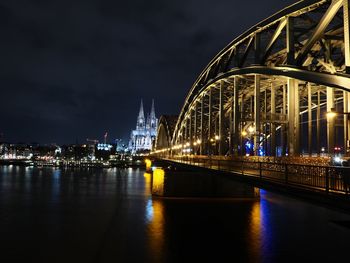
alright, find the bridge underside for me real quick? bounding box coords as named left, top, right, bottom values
left=171, top=72, right=350, bottom=157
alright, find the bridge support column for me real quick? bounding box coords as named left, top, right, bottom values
left=270, top=83, right=276, bottom=156
left=218, top=80, right=224, bottom=155
left=184, top=119, right=188, bottom=145
left=254, top=75, right=261, bottom=156
left=316, top=90, right=321, bottom=156
left=308, top=83, right=313, bottom=156
left=200, top=95, right=204, bottom=155
left=194, top=101, right=198, bottom=154
left=240, top=94, right=245, bottom=156
left=281, top=85, right=287, bottom=156
left=287, top=78, right=299, bottom=156
left=208, top=87, right=212, bottom=155
left=344, top=91, right=350, bottom=154
left=233, top=77, right=239, bottom=156
left=229, top=86, right=234, bottom=156
left=327, top=87, right=335, bottom=155
left=344, top=0, right=350, bottom=74
left=189, top=109, right=192, bottom=150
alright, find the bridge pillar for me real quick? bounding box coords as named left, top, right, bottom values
left=183, top=120, right=186, bottom=146
left=200, top=95, right=204, bottom=155
left=307, top=83, right=313, bottom=156
left=194, top=101, right=198, bottom=154
left=229, top=85, right=234, bottom=156
left=317, top=90, right=321, bottom=156
left=232, top=76, right=239, bottom=156
left=270, top=83, right=276, bottom=156
left=344, top=91, right=350, bottom=154
left=189, top=109, right=192, bottom=148
left=327, top=87, right=335, bottom=155
left=184, top=118, right=188, bottom=146
left=281, top=85, right=287, bottom=156
left=208, top=87, right=212, bottom=155
left=343, top=0, right=350, bottom=150
left=254, top=75, right=261, bottom=156
left=218, top=80, right=224, bottom=155
left=344, top=0, right=350, bottom=74
left=287, top=78, right=299, bottom=156
left=348, top=92, right=350, bottom=153
left=240, top=94, right=245, bottom=156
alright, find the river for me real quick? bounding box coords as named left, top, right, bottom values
left=0, top=166, right=349, bottom=262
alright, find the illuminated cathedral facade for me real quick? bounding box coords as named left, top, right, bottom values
left=129, top=99, right=158, bottom=154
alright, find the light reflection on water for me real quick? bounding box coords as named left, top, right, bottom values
left=0, top=165, right=350, bottom=262
left=146, top=198, right=165, bottom=262
left=248, top=189, right=274, bottom=262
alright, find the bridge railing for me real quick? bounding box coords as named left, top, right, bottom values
left=166, top=156, right=350, bottom=195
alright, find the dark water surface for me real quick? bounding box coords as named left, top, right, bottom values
left=1, top=166, right=349, bottom=263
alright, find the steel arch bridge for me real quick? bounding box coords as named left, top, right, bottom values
left=156, top=0, right=350, bottom=158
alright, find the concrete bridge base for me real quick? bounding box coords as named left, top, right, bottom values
left=149, top=160, right=259, bottom=199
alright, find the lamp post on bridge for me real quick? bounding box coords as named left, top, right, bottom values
left=214, top=135, right=220, bottom=155
left=193, top=139, right=201, bottom=155
left=326, top=107, right=350, bottom=154
left=326, top=107, right=350, bottom=117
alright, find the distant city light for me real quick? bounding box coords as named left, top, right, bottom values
left=97, top=143, right=113, bottom=151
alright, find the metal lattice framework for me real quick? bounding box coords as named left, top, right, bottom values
left=159, top=0, right=350, bottom=157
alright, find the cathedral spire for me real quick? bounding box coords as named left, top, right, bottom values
left=138, top=99, right=145, bottom=119
left=136, top=99, right=145, bottom=130
left=150, top=99, right=155, bottom=118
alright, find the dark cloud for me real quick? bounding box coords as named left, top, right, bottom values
left=0, top=0, right=296, bottom=144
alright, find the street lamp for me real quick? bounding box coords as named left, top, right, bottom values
left=326, top=107, right=350, bottom=155
left=327, top=107, right=350, bottom=118
left=326, top=107, right=337, bottom=119
left=248, top=125, right=255, bottom=133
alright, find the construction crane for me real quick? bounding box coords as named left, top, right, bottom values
left=86, top=138, right=99, bottom=144
left=104, top=132, right=108, bottom=144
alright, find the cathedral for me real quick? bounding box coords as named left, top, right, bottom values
left=129, top=99, right=158, bottom=154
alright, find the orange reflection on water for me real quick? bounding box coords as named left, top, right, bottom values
left=145, top=159, right=152, bottom=171
left=146, top=198, right=165, bottom=262
left=249, top=201, right=263, bottom=261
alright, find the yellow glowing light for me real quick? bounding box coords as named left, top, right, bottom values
left=196, top=139, right=201, bottom=144
left=148, top=199, right=165, bottom=262
left=152, top=168, right=165, bottom=196
left=193, top=142, right=197, bottom=146
left=144, top=172, right=152, bottom=186
left=326, top=111, right=337, bottom=119
left=186, top=142, right=190, bottom=147
left=215, top=135, right=220, bottom=140
left=241, top=131, right=248, bottom=136
left=248, top=126, right=255, bottom=133
left=210, top=138, right=214, bottom=142
left=145, top=159, right=152, bottom=170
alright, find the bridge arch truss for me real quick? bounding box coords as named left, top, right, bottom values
left=169, top=0, right=350, bottom=157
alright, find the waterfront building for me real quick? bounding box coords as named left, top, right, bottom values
left=129, top=99, right=158, bottom=154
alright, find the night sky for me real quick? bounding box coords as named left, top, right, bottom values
left=0, top=0, right=296, bottom=144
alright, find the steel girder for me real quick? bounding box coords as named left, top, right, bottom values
left=170, top=0, right=350, bottom=156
